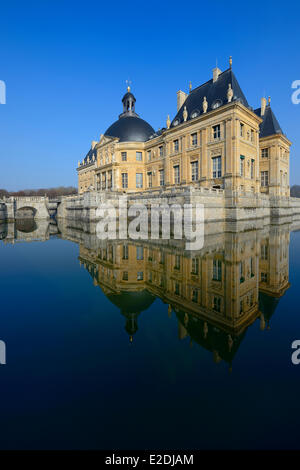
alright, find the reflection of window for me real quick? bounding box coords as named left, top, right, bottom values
left=175, top=282, right=180, bottom=295
left=261, top=272, right=268, bottom=282
left=212, top=156, right=221, bottom=178
left=261, top=244, right=268, bottom=260
left=191, top=161, right=199, bottom=181
left=122, top=271, right=128, bottom=281
left=122, top=173, right=128, bottom=189
left=192, top=289, right=198, bottom=303
left=213, top=296, right=221, bottom=312
left=174, top=255, right=181, bottom=270
left=136, top=246, right=144, bottom=260
left=191, top=258, right=199, bottom=275
left=122, top=245, right=128, bottom=260
left=136, top=173, right=143, bottom=188
left=213, top=259, right=222, bottom=281
left=251, top=159, right=255, bottom=179
left=261, top=171, right=269, bottom=187
left=137, top=271, right=144, bottom=281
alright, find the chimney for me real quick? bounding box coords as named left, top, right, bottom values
left=213, top=67, right=222, bottom=83
left=261, top=97, right=267, bottom=116
left=177, top=90, right=187, bottom=111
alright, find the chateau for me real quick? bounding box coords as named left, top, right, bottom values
left=77, top=58, right=291, bottom=198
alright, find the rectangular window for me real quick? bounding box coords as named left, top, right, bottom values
left=240, top=156, right=244, bottom=176
left=136, top=173, right=143, bottom=188
left=191, top=161, right=199, bottom=181
left=213, top=259, right=222, bottom=281
left=251, top=159, right=255, bottom=179
left=136, top=151, right=142, bottom=161
left=147, top=150, right=151, bottom=161
left=261, top=171, right=269, bottom=187
left=212, top=156, right=222, bottom=178
left=261, top=148, right=269, bottom=158
left=159, top=146, right=163, bottom=157
left=174, top=139, right=179, bottom=152
left=136, top=246, right=144, bottom=260
left=137, top=271, right=144, bottom=281
left=261, top=244, right=268, bottom=260
left=159, top=169, right=165, bottom=186
left=147, top=172, right=152, bottom=188
left=174, top=165, right=180, bottom=184
left=213, top=125, right=221, bottom=139
left=240, top=123, right=244, bottom=137
left=175, top=282, right=180, bottom=295
left=122, top=271, right=128, bottom=281
left=121, top=152, right=127, bottom=161
left=251, top=129, right=254, bottom=142
left=191, top=133, right=197, bottom=146
left=122, top=173, right=128, bottom=189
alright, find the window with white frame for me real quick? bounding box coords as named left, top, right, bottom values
left=122, top=172, right=128, bottom=189
left=240, top=156, right=245, bottom=176
left=213, top=259, right=222, bottom=281
left=174, top=165, right=180, bottom=184
left=212, top=156, right=221, bottom=178
left=147, top=172, right=152, bottom=188
left=159, top=146, right=163, bottom=157
left=136, top=151, right=142, bottom=161
left=136, top=246, right=144, bottom=260
left=191, top=161, right=199, bottom=181
left=121, top=152, right=127, bottom=161
left=261, top=171, right=269, bottom=187
left=159, top=169, right=165, bottom=186
left=173, top=139, right=179, bottom=152
left=136, top=173, right=143, bottom=188
left=261, top=148, right=269, bottom=158
left=251, top=159, right=255, bottom=179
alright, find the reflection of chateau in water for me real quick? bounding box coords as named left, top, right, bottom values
left=75, top=223, right=290, bottom=368
left=0, top=218, right=292, bottom=369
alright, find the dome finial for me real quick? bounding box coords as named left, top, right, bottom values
left=126, top=79, right=132, bottom=93
left=229, top=56, right=232, bottom=68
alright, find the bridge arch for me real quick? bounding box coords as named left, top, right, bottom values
left=15, top=206, right=37, bottom=219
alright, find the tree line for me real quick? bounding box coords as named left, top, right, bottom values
left=0, top=186, right=77, bottom=198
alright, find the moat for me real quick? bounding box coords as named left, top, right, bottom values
left=0, top=218, right=300, bottom=449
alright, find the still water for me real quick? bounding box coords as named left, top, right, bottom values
left=0, top=218, right=300, bottom=449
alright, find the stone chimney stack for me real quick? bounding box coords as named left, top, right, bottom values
left=177, top=90, right=187, bottom=111
left=261, top=97, right=267, bottom=116
left=213, top=67, right=222, bottom=83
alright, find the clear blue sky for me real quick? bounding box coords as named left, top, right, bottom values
left=0, top=0, right=299, bottom=190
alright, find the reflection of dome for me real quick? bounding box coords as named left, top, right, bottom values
left=108, top=290, right=155, bottom=342
left=104, top=88, right=155, bottom=142
left=107, top=290, right=155, bottom=314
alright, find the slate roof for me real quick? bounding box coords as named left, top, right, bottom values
left=171, top=68, right=249, bottom=128
left=254, top=105, right=283, bottom=138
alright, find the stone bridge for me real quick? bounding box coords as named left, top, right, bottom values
left=0, top=196, right=50, bottom=221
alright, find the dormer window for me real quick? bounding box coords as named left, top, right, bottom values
left=212, top=99, right=222, bottom=109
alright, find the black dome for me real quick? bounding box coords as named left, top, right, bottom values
left=104, top=116, right=155, bottom=142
